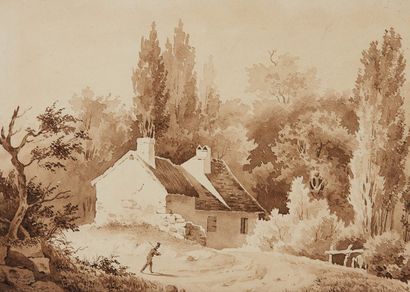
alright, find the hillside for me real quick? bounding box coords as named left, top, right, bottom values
left=64, top=224, right=410, bottom=292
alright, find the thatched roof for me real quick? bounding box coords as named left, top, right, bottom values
left=149, top=157, right=199, bottom=197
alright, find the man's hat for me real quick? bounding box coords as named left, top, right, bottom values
left=156, top=242, right=161, bottom=246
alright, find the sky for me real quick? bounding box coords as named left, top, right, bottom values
left=1, top=0, right=410, bottom=124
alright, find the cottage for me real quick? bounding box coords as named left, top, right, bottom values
left=91, top=137, right=265, bottom=249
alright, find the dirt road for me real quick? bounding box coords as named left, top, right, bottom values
left=63, top=224, right=381, bottom=292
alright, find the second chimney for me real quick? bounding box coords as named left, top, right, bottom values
left=196, top=145, right=211, bottom=174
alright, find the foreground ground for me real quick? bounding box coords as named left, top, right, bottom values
left=64, top=224, right=410, bottom=292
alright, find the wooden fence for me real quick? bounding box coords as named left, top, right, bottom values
left=325, top=244, right=366, bottom=268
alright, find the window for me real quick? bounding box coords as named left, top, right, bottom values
left=207, top=216, right=217, bottom=232
left=240, top=218, right=248, bottom=234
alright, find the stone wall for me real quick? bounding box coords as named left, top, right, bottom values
left=185, top=222, right=206, bottom=246
left=156, top=213, right=206, bottom=246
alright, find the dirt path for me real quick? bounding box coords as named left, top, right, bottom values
left=63, top=225, right=362, bottom=292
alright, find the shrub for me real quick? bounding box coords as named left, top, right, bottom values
left=78, top=255, right=132, bottom=276
left=246, top=177, right=343, bottom=260
left=246, top=209, right=291, bottom=251
left=332, top=224, right=366, bottom=250
left=363, top=231, right=405, bottom=279
left=290, top=213, right=342, bottom=260
left=400, top=258, right=410, bottom=283
left=307, top=270, right=410, bottom=292
left=45, top=238, right=165, bottom=292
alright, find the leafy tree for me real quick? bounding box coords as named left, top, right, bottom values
left=69, top=87, right=138, bottom=179
left=199, top=88, right=221, bottom=135
left=163, top=19, right=200, bottom=131
left=23, top=180, right=79, bottom=239
left=199, top=55, right=217, bottom=107
left=349, top=102, right=385, bottom=235
left=0, top=104, right=87, bottom=239
left=273, top=110, right=355, bottom=222
left=349, top=28, right=408, bottom=236
left=245, top=91, right=356, bottom=217
left=132, top=22, right=170, bottom=139
left=246, top=51, right=319, bottom=104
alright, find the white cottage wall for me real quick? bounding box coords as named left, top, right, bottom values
left=94, top=152, right=168, bottom=225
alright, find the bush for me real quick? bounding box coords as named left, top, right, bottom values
left=77, top=255, right=132, bottom=276
left=45, top=239, right=166, bottom=292
left=246, top=209, right=291, bottom=251
left=363, top=231, right=405, bottom=279
left=332, top=224, right=366, bottom=250
left=290, top=213, right=342, bottom=260
left=246, top=177, right=343, bottom=260
left=307, top=270, right=410, bottom=292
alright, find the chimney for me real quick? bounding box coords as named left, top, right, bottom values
left=137, top=137, right=156, bottom=168
left=196, top=145, right=211, bottom=174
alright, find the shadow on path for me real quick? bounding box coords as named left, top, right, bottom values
left=142, top=272, right=179, bottom=278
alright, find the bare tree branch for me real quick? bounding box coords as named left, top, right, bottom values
left=17, top=128, right=45, bottom=150
left=7, top=107, right=20, bottom=143
left=16, top=106, right=32, bottom=119
left=29, top=190, right=71, bottom=207
left=0, top=126, right=5, bottom=141
left=269, top=49, right=278, bottom=66
left=22, top=157, right=38, bottom=168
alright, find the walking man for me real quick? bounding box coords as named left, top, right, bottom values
left=140, top=242, right=161, bottom=273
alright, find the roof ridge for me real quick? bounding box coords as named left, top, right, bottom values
left=181, top=157, right=231, bottom=209
left=91, top=150, right=136, bottom=185
left=218, top=159, right=266, bottom=213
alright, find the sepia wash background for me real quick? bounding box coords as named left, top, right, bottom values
left=1, top=0, right=410, bottom=115
left=2, top=0, right=410, bottom=291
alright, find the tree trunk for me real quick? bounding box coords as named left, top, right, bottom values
left=7, top=198, right=28, bottom=239
left=7, top=154, right=29, bottom=240
left=390, top=204, right=395, bottom=231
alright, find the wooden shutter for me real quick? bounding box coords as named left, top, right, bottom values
left=240, top=218, right=248, bottom=234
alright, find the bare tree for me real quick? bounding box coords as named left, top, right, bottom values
left=268, top=49, right=278, bottom=66
left=0, top=103, right=87, bottom=240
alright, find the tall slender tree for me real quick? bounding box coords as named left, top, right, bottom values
left=163, top=19, right=199, bottom=131
left=132, top=22, right=170, bottom=139
left=349, top=28, right=408, bottom=236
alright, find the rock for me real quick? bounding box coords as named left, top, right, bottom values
left=30, top=258, right=50, bottom=274
left=186, top=255, right=197, bottom=262
left=6, top=249, right=34, bottom=270
left=0, top=266, right=35, bottom=286
left=0, top=246, right=7, bottom=265
left=0, top=266, right=6, bottom=282
left=173, top=233, right=184, bottom=240
left=169, top=226, right=178, bottom=233
left=31, top=281, right=64, bottom=292
left=9, top=242, right=43, bottom=258
left=185, top=222, right=206, bottom=246
left=174, top=214, right=183, bottom=220
left=175, top=218, right=185, bottom=223
left=6, top=249, right=50, bottom=277
left=165, top=284, right=178, bottom=292
left=176, top=226, right=186, bottom=234
left=0, top=282, right=15, bottom=292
